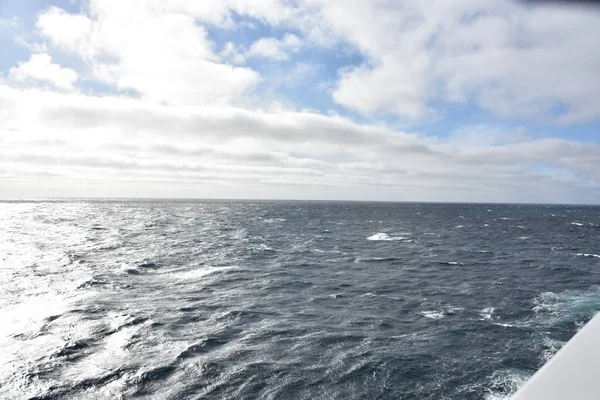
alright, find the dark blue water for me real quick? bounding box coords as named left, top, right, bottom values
left=2, top=200, right=600, bottom=399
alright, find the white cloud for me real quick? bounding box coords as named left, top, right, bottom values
left=246, top=34, right=302, bottom=61
left=30, top=0, right=600, bottom=121
left=165, top=0, right=296, bottom=27
left=3, top=0, right=600, bottom=202
left=1, top=85, right=599, bottom=202
left=300, top=0, right=600, bottom=122
left=37, top=6, right=92, bottom=55
left=220, top=42, right=247, bottom=65
left=0, top=16, right=23, bottom=28
left=36, top=2, right=261, bottom=105
left=8, top=53, right=77, bottom=91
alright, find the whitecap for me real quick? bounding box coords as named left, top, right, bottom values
left=484, top=369, right=530, bottom=400
left=480, top=307, right=495, bottom=320
left=438, top=261, right=462, bottom=266
left=366, top=233, right=407, bottom=241
left=571, top=222, right=584, bottom=226
left=444, top=306, right=464, bottom=315
left=262, top=218, right=286, bottom=223
left=356, top=256, right=401, bottom=263
left=312, top=248, right=342, bottom=254
left=574, top=253, right=600, bottom=258
left=255, top=244, right=275, bottom=252
left=361, top=292, right=406, bottom=301
left=421, top=310, right=444, bottom=319
left=541, top=337, right=566, bottom=362
left=532, top=288, right=600, bottom=326
left=167, top=265, right=234, bottom=281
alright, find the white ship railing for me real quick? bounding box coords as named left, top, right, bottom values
left=512, top=312, right=600, bottom=399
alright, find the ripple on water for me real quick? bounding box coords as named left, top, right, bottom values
left=2, top=201, right=599, bottom=399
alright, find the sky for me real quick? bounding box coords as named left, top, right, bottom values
left=1, top=0, right=600, bottom=203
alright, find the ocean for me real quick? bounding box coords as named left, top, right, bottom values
left=1, top=200, right=599, bottom=399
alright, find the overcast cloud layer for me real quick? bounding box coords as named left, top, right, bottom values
left=1, top=0, right=600, bottom=203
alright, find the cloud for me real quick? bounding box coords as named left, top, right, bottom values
left=302, top=0, right=600, bottom=122
left=165, top=0, right=296, bottom=26
left=445, top=125, right=531, bottom=147
left=2, top=0, right=600, bottom=202
left=36, top=2, right=261, bottom=105
left=246, top=34, right=302, bottom=61
left=31, top=0, right=600, bottom=122
left=0, top=16, right=23, bottom=28
left=1, top=85, right=600, bottom=202
left=220, top=42, right=247, bottom=65
left=8, top=53, right=78, bottom=91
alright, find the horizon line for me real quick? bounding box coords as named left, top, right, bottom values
left=1, top=196, right=599, bottom=207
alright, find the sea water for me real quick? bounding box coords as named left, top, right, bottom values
left=1, top=200, right=599, bottom=399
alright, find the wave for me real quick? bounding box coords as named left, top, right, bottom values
left=421, top=310, right=445, bottom=320
left=252, top=244, right=275, bottom=252
left=484, top=369, right=530, bottom=400
left=574, top=253, right=600, bottom=258
left=355, top=256, right=402, bottom=263
left=119, top=262, right=162, bottom=275
left=438, top=261, right=463, bottom=266
left=167, top=266, right=235, bottom=281
left=444, top=306, right=464, bottom=315
left=366, top=233, right=408, bottom=241
left=421, top=306, right=463, bottom=320
left=541, top=337, right=566, bottom=363
left=261, top=218, right=287, bottom=223
left=492, top=323, right=515, bottom=328
left=312, top=248, right=343, bottom=254
left=533, top=287, right=600, bottom=326
left=480, top=307, right=495, bottom=321
left=361, top=292, right=406, bottom=301
left=97, top=239, right=123, bottom=251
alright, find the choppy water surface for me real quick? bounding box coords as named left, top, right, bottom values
left=2, top=200, right=600, bottom=399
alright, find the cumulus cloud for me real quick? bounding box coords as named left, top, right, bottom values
left=8, top=53, right=77, bottom=91
left=36, top=2, right=261, bottom=105
left=30, top=0, right=600, bottom=121
left=303, top=0, right=600, bottom=122
left=246, top=34, right=302, bottom=61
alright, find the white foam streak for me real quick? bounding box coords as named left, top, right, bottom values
left=574, top=253, right=600, bottom=258
left=421, top=310, right=444, bottom=320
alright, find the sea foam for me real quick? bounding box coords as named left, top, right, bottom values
left=366, top=233, right=407, bottom=241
